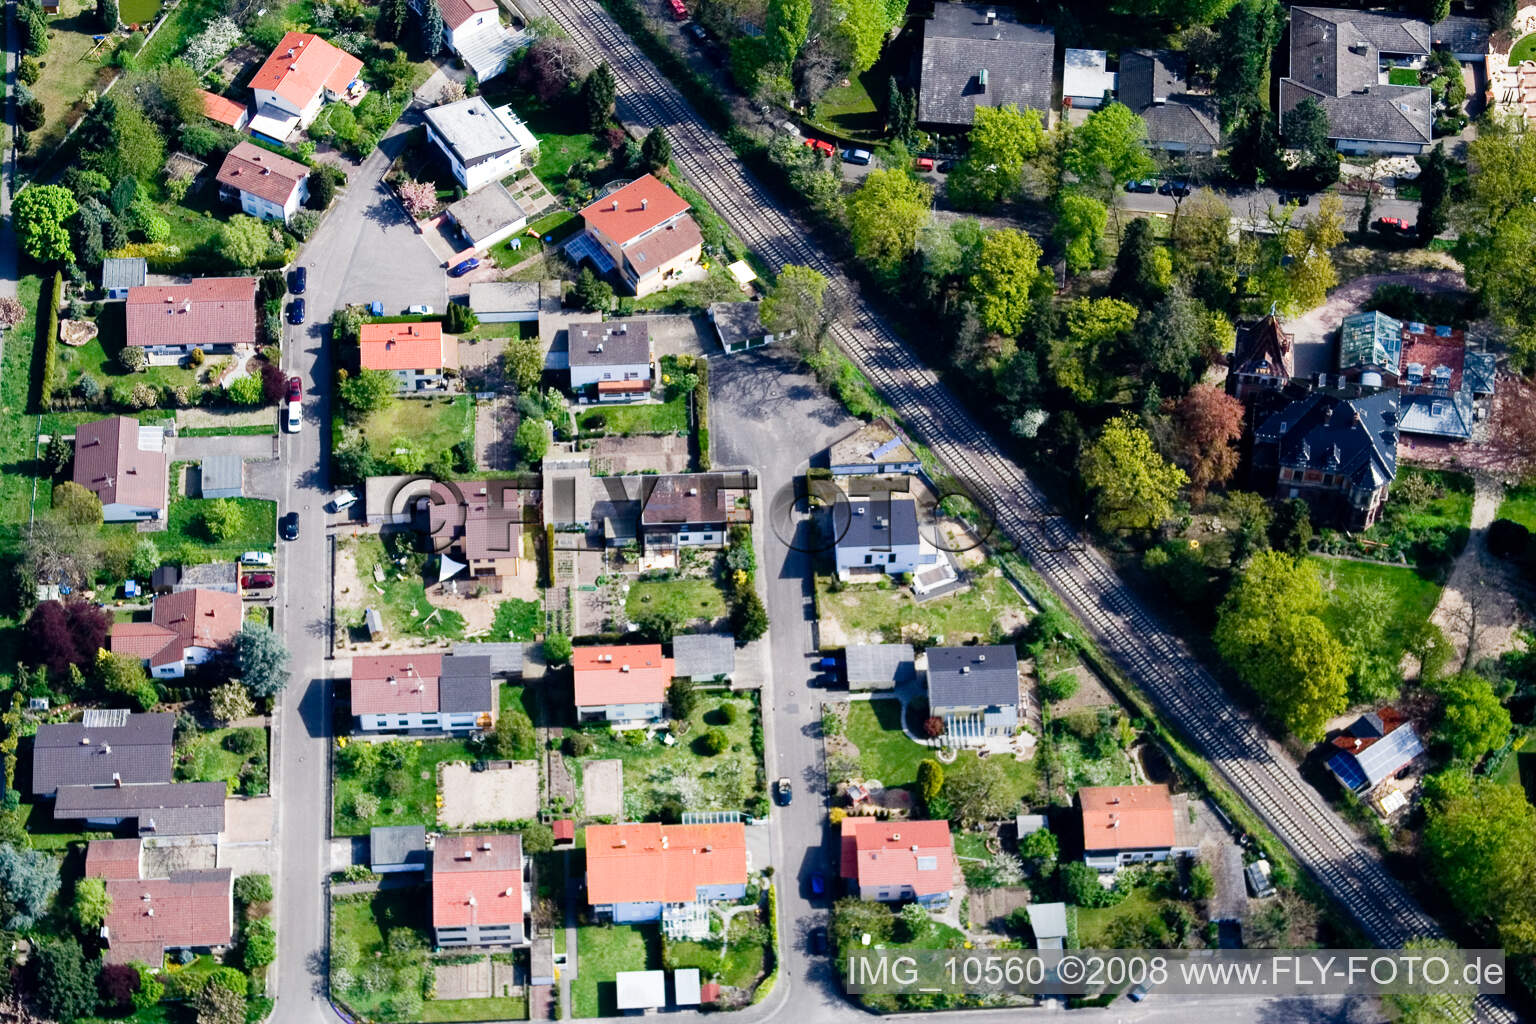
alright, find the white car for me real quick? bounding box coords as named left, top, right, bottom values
left=240, top=551, right=273, bottom=567
left=407, top=304, right=433, bottom=315
left=329, top=491, right=359, bottom=513
left=286, top=400, right=302, bottom=433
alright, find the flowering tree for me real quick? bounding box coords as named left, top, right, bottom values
left=186, top=17, right=242, bottom=73
left=397, top=179, right=436, bottom=218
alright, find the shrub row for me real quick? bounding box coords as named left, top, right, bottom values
left=694, top=357, right=710, bottom=471
left=37, top=270, right=62, bottom=411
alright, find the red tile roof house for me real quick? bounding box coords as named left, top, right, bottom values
left=349, top=652, right=495, bottom=734
left=359, top=321, right=460, bottom=392
left=201, top=90, right=250, bottom=131
left=585, top=823, right=748, bottom=939
left=577, top=175, right=704, bottom=298
left=85, top=838, right=233, bottom=965
left=248, top=32, right=364, bottom=143
left=1078, top=784, right=1199, bottom=871
left=110, top=588, right=244, bottom=679
left=433, top=833, right=529, bottom=947
left=72, top=416, right=168, bottom=522
left=572, top=644, right=674, bottom=727
left=839, top=818, right=956, bottom=908
left=125, top=277, right=257, bottom=364
left=215, top=141, right=310, bottom=225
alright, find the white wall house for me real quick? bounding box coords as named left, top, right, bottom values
left=350, top=654, right=496, bottom=735
left=832, top=496, right=937, bottom=580
left=567, top=320, right=652, bottom=399
left=249, top=32, right=363, bottom=139
left=215, top=142, right=310, bottom=225
left=424, top=98, right=539, bottom=192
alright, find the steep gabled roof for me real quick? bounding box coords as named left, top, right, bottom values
left=838, top=818, right=955, bottom=897
left=926, top=645, right=1019, bottom=710
left=1255, top=388, right=1400, bottom=492
left=351, top=654, right=443, bottom=715
left=251, top=32, right=363, bottom=109
left=1232, top=314, right=1295, bottom=384
left=152, top=588, right=243, bottom=654
left=92, top=861, right=233, bottom=965
left=585, top=823, right=747, bottom=905
left=1281, top=8, right=1432, bottom=146
left=31, top=713, right=174, bottom=797
left=359, top=321, right=456, bottom=372
left=215, top=142, right=308, bottom=207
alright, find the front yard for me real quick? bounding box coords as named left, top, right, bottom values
left=573, top=923, right=661, bottom=1019
left=1497, top=481, right=1536, bottom=531
left=664, top=909, right=772, bottom=994
left=573, top=691, right=765, bottom=820
left=838, top=700, right=1038, bottom=804
left=174, top=725, right=268, bottom=796
left=341, top=395, right=477, bottom=478
left=103, top=496, right=276, bottom=566
left=337, top=534, right=468, bottom=643
left=815, top=570, right=1029, bottom=647
left=332, top=736, right=478, bottom=836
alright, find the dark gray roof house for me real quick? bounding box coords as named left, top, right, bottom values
left=925, top=645, right=1019, bottom=712
left=918, top=3, right=1056, bottom=129
left=32, top=712, right=174, bottom=798
left=671, top=633, right=736, bottom=680
left=1432, top=14, right=1489, bottom=59
left=1119, top=50, right=1220, bottom=153
left=1279, top=8, right=1433, bottom=154
left=173, top=561, right=239, bottom=596
left=370, top=824, right=429, bottom=872
left=832, top=496, right=922, bottom=551
left=1251, top=386, right=1400, bottom=529
left=568, top=320, right=651, bottom=370
left=845, top=643, right=916, bottom=690
left=445, top=181, right=528, bottom=249
left=438, top=654, right=494, bottom=714
left=54, top=780, right=226, bottom=836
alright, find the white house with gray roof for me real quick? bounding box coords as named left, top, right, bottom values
left=445, top=181, right=527, bottom=252
left=832, top=496, right=936, bottom=580
left=567, top=320, right=653, bottom=400
left=423, top=97, right=539, bottom=192
left=1280, top=7, right=1433, bottom=155
left=925, top=645, right=1019, bottom=745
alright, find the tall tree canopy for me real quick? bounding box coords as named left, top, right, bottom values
left=1063, top=103, right=1154, bottom=199
left=14, top=185, right=79, bottom=264
left=948, top=104, right=1045, bottom=209
left=1174, top=384, right=1244, bottom=500
left=1430, top=672, right=1511, bottom=763
left=969, top=228, right=1045, bottom=336
left=847, top=170, right=932, bottom=273
left=1422, top=770, right=1536, bottom=952
left=1080, top=415, right=1187, bottom=533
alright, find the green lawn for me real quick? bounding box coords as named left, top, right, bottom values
left=119, top=0, right=162, bottom=21
left=1075, top=885, right=1161, bottom=947
left=1337, top=467, right=1472, bottom=567
left=21, top=800, right=110, bottom=851
left=1510, top=32, right=1536, bottom=65
left=665, top=912, right=768, bottom=990
left=817, top=571, right=1026, bottom=646
left=1490, top=728, right=1536, bottom=804
left=628, top=261, right=749, bottom=313
left=330, top=889, right=433, bottom=1021
left=575, top=692, right=762, bottom=820
left=1387, top=67, right=1421, bottom=86
left=843, top=700, right=1037, bottom=802
left=491, top=598, right=543, bottom=641
left=499, top=684, right=539, bottom=759
left=573, top=924, right=661, bottom=1018
left=332, top=737, right=477, bottom=835
left=174, top=726, right=267, bottom=794
left=1497, top=482, right=1536, bottom=532
left=625, top=577, right=729, bottom=627
left=815, top=73, right=881, bottom=141
left=488, top=209, right=580, bottom=267
left=2, top=275, right=45, bottom=524
left=357, top=395, right=476, bottom=462
left=54, top=302, right=208, bottom=401
left=27, top=0, right=120, bottom=157
left=338, top=534, right=467, bottom=642
left=478, top=75, right=608, bottom=187
left=577, top=398, right=686, bottom=435
left=421, top=996, right=528, bottom=1021
left=1308, top=556, right=1443, bottom=665
left=113, top=496, right=277, bottom=566
left=137, top=0, right=223, bottom=67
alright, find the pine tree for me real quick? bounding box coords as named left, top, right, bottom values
left=378, top=0, right=408, bottom=39
left=98, top=0, right=118, bottom=30
left=641, top=128, right=670, bottom=170
left=422, top=0, right=445, bottom=56
left=582, top=63, right=616, bottom=133
left=1416, top=143, right=1450, bottom=246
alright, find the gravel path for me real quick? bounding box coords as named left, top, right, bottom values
left=1430, top=475, right=1524, bottom=671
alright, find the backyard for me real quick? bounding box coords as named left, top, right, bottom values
left=577, top=396, right=687, bottom=436
left=491, top=598, right=543, bottom=641
left=1509, top=32, right=1536, bottom=65
left=419, top=995, right=529, bottom=1022
left=338, top=534, right=468, bottom=643
left=54, top=301, right=210, bottom=398
left=1497, top=481, right=1536, bottom=531
left=625, top=576, right=729, bottom=628
left=102, top=496, right=277, bottom=566
left=499, top=684, right=540, bottom=760
left=573, top=692, right=764, bottom=820
left=330, top=888, right=436, bottom=1022
left=1387, top=67, right=1421, bottom=86
left=1318, top=467, right=1472, bottom=569
left=1308, top=556, right=1443, bottom=667
left=815, top=570, right=1029, bottom=646
left=573, top=923, right=661, bottom=1019
left=28, top=0, right=121, bottom=156
left=838, top=699, right=1037, bottom=803
left=489, top=209, right=581, bottom=267
left=174, top=725, right=268, bottom=795
left=332, top=736, right=478, bottom=835
left=352, top=395, right=476, bottom=470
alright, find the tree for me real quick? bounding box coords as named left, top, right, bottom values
left=1406, top=619, right=1454, bottom=684
left=237, top=621, right=290, bottom=698
left=948, top=104, right=1045, bottom=209
left=493, top=708, right=535, bottom=758
left=581, top=63, right=617, bottom=132
left=700, top=728, right=729, bottom=755
left=969, top=228, right=1045, bottom=336
left=0, top=843, right=61, bottom=929
left=195, top=973, right=248, bottom=1024
left=211, top=681, right=256, bottom=722
left=1050, top=297, right=1138, bottom=404
left=119, top=345, right=148, bottom=373
left=130, top=964, right=164, bottom=1011
left=95, top=650, right=159, bottom=712
left=149, top=63, right=208, bottom=130
left=14, top=185, right=80, bottom=264
left=668, top=677, right=698, bottom=720
left=1226, top=104, right=1282, bottom=184
left=1215, top=0, right=1285, bottom=122
left=544, top=633, right=573, bottom=664
left=1214, top=552, right=1348, bottom=740
left=73, top=875, right=111, bottom=934
left=573, top=267, right=614, bottom=312
left=33, top=939, right=99, bottom=1023
left=1431, top=673, right=1511, bottom=762
left=492, top=339, right=543, bottom=397
left=1063, top=103, right=1154, bottom=200
left=641, top=127, right=671, bottom=170
left=1282, top=97, right=1332, bottom=167
left=515, top=417, right=549, bottom=464
left=1110, top=217, right=1171, bottom=307
left=942, top=755, right=1013, bottom=826
left=1139, top=288, right=1227, bottom=389
left=731, top=588, right=769, bottom=642
left=99, top=962, right=142, bottom=1012
left=764, top=0, right=811, bottom=67
left=307, top=171, right=337, bottom=210
left=397, top=179, right=437, bottom=218
left=220, top=215, right=274, bottom=269
left=51, top=482, right=104, bottom=527
left=339, top=369, right=397, bottom=414
left=1039, top=670, right=1078, bottom=701
left=847, top=169, right=933, bottom=274
left=98, top=0, right=119, bottom=30
left=1422, top=770, right=1536, bottom=951
left=199, top=498, right=246, bottom=542
left=26, top=600, right=112, bottom=673
left=759, top=265, right=831, bottom=348
left=378, top=0, right=409, bottom=38
left=916, top=758, right=944, bottom=806
left=44, top=432, right=73, bottom=477
left=1080, top=415, right=1187, bottom=533
left=1331, top=578, right=1402, bottom=704
left=227, top=373, right=264, bottom=406
left=330, top=305, right=366, bottom=344
left=241, top=917, right=276, bottom=971
left=1270, top=497, right=1313, bottom=555
left=1189, top=860, right=1215, bottom=901
left=1416, top=143, right=1450, bottom=245
left=421, top=0, right=445, bottom=54
left=1054, top=193, right=1107, bottom=275
left=1174, top=384, right=1244, bottom=500
left=109, top=103, right=168, bottom=184
left=1018, top=828, right=1058, bottom=873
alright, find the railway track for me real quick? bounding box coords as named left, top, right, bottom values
left=539, top=3, right=1519, bottom=1018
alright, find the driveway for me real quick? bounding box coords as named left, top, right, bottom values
left=646, top=312, right=715, bottom=358
left=172, top=434, right=279, bottom=462
left=1285, top=269, right=1469, bottom=378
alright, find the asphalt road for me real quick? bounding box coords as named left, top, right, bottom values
left=269, top=104, right=446, bottom=1024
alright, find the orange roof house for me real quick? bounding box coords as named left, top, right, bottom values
left=572, top=645, right=673, bottom=722
left=85, top=839, right=232, bottom=965
left=359, top=322, right=459, bottom=389
left=585, top=823, right=747, bottom=936
left=838, top=818, right=955, bottom=903
left=577, top=175, right=702, bottom=298
left=201, top=90, right=250, bottom=129
left=111, top=588, right=243, bottom=677
left=251, top=32, right=363, bottom=115
left=1079, top=784, right=1195, bottom=870
left=580, top=175, right=691, bottom=247
left=432, top=834, right=526, bottom=946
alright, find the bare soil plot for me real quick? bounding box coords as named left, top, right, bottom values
left=582, top=759, right=623, bottom=818
left=439, top=761, right=540, bottom=828
left=589, top=433, right=691, bottom=474
left=968, top=887, right=1032, bottom=933
left=435, top=959, right=491, bottom=999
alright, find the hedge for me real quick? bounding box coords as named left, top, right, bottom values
left=694, top=358, right=710, bottom=471
left=37, top=270, right=61, bottom=411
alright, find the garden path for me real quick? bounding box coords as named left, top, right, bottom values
left=1429, top=475, right=1524, bottom=671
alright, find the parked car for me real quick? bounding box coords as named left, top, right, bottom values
left=286, top=401, right=301, bottom=433
left=1158, top=180, right=1191, bottom=197
left=668, top=0, right=687, bottom=19
left=936, top=159, right=955, bottom=173
left=915, top=156, right=936, bottom=172
left=1125, top=178, right=1158, bottom=193
left=1127, top=982, right=1152, bottom=1002
left=291, top=266, right=307, bottom=294
left=407, top=304, right=434, bottom=315
left=683, top=21, right=707, bottom=40
left=809, top=873, right=826, bottom=896
left=816, top=655, right=838, bottom=670
left=328, top=490, right=359, bottom=513
left=1377, top=216, right=1412, bottom=233
left=775, top=777, right=793, bottom=805
left=809, top=927, right=828, bottom=955
left=803, top=138, right=835, bottom=157
left=1277, top=190, right=1310, bottom=206
left=449, top=257, right=481, bottom=277
left=242, top=572, right=275, bottom=590
left=287, top=298, right=305, bottom=324
left=286, top=376, right=302, bottom=402
left=240, top=551, right=273, bottom=566
left=280, top=512, right=299, bottom=541
left=841, top=147, right=872, bottom=165
left=780, top=120, right=801, bottom=137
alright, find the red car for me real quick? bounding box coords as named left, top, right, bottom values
left=1377, top=216, right=1411, bottom=233
left=915, top=157, right=936, bottom=171
left=669, top=0, right=687, bottom=18
left=803, top=138, right=835, bottom=157
left=287, top=376, right=302, bottom=402
left=242, top=572, right=275, bottom=590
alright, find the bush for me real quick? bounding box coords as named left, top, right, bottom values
left=1039, top=671, right=1079, bottom=702
left=699, top=728, right=729, bottom=755
left=223, top=729, right=265, bottom=756
left=241, top=917, right=277, bottom=970
left=544, top=633, right=573, bottom=664
left=1488, top=518, right=1530, bottom=560
left=234, top=873, right=273, bottom=906
left=563, top=732, right=594, bottom=757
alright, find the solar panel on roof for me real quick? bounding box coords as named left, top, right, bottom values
left=1355, top=724, right=1423, bottom=788
left=870, top=437, right=904, bottom=461
left=1327, top=751, right=1368, bottom=792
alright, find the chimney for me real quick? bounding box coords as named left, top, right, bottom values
left=641, top=197, right=649, bottom=210
left=977, top=654, right=986, bottom=662
left=661, top=835, right=669, bottom=849
left=1110, top=796, right=1120, bottom=804
left=1354, top=738, right=1362, bottom=750
left=891, top=833, right=901, bottom=841
left=910, top=845, right=919, bottom=852
left=1111, top=820, right=1120, bottom=829
left=505, top=887, right=516, bottom=897
left=481, top=840, right=492, bottom=851
left=467, top=895, right=477, bottom=906
left=961, top=665, right=970, bottom=674
left=113, top=772, right=122, bottom=787
left=688, top=488, right=698, bottom=496
left=81, top=737, right=92, bottom=746
left=985, top=6, right=995, bottom=21
left=977, top=68, right=988, bottom=92
left=142, top=893, right=152, bottom=902
left=146, top=907, right=154, bottom=917
left=621, top=665, right=630, bottom=672
left=612, top=199, right=619, bottom=210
